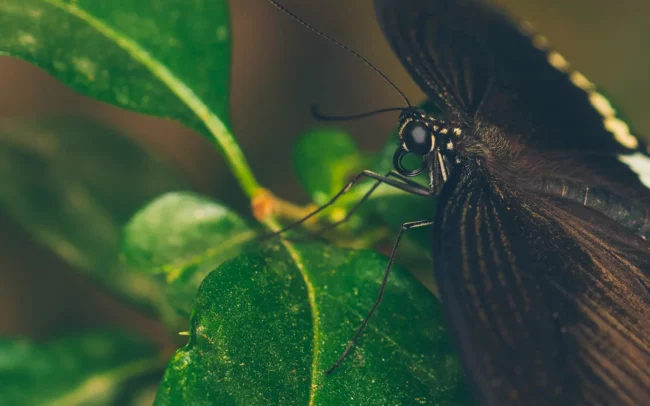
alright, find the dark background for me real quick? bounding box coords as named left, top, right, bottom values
left=1, top=0, right=649, bottom=342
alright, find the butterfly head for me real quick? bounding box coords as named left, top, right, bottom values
left=394, top=108, right=460, bottom=176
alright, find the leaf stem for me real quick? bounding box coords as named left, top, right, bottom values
left=194, top=116, right=261, bottom=198
left=260, top=216, right=322, bottom=405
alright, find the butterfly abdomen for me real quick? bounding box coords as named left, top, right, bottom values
left=535, top=177, right=650, bottom=239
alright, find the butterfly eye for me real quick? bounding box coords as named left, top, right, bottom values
left=401, top=121, right=433, bottom=155
left=393, top=148, right=425, bottom=177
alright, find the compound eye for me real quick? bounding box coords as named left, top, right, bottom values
left=402, top=121, right=433, bottom=155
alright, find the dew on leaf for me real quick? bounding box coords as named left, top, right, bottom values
left=71, top=56, right=98, bottom=81
left=27, top=7, right=43, bottom=19
left=216, top=26, right=229, bottom=41
left=17, top=32, right=37, bottom=49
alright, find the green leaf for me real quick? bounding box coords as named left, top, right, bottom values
left=156, top=244, right=470, bottom=405
left=0, top=332, right=163, bottom=406
left=292, top=126, right=432, bottom=246
left=121, top=192, right=257, bottom=316
left=293, top=129, right=369, bottom=205
left=0, top=0, right=229, bottom=128
left=296, top=101, right=442, bottom=250
left=0, top=0, right=261, bottom=198
left=0, top=117, right=188, bottom=329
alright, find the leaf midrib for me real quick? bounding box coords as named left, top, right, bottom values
left=33, top=1, right=325, bottom=401
left=164, top=229, right=258, bottom=282
left=262, top=217, right=321, bottom=405
left=37, top=0, right=260, bottom=197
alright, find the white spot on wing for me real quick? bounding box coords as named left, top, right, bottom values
left=606, top=117, right=638, bottom=149
left=570, top=71, right=594, bottom=90
left=533, top=35, right=548, bottom=50
left=523, top=22, right=640, bottom=151
left=548, top=51, right=570, bottom=71
left=520, top=21, right=535, bottom=35
left=619, top=153, right=650, bottom=189
left=589, top=93, right=615, bottom=117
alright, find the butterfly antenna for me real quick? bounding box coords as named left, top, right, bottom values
left=311, top=105, right=408, bottom=121
left=267, top=0, right=412, bottom=107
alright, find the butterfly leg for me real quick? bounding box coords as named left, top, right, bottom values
left=326, top=218, right=434, bottom=375
left=268, top=170, right=431, bottom=238
left=310, top=170, right=432, bottom=237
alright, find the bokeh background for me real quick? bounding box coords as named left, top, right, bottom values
left=1, top=0, right=649, bottom=344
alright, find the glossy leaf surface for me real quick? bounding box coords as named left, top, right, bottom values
left=293, top=127, right=432, bottom=245
left=121, top=192, right=257, bottom=316
left=293, top=128, right=369, bottom=205
left=0, top=0, right=262, bottom=196
left=0, top=0, right=230, bottom=129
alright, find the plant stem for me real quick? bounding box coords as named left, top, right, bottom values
left=204, top=121, right=261, bottom=199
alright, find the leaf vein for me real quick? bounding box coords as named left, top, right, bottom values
left=38, top=0, right=260, bottom=197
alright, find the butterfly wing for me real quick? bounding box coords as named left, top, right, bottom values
left=434, top=161, right=650, bottom=405
left=375, top=0, right=650, bottom=199
left=375, top=0, right=650, bottom=402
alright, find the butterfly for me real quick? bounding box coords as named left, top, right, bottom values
left=268, top=0, right=650, bottom=404
left=372, top=0, right=650, bottom=404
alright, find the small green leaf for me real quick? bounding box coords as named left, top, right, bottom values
left=156, top=244, right=470, bottom=405
left=293, top=129, right=369, bottom=205
left=0, top=332, right=163, bottom=406
left=292, top=125, right=432, bottom=247
left=122, top=192, right=255, bottom=275
left=121, top=192, right=257, bottom=316
left=0, top=117, right=188, bottom=329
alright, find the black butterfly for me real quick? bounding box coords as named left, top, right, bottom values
left=373, top=0, right=650, bottom=404
left=269, top=0, right=650, bottom=404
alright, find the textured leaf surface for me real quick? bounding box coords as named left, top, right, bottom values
left=0, top=118, right=188, bottom=328
left=0, top=0, right=230, bottom=130
left=0, top=332, right=162, bottom=406
left=121, top=192, right=257, bottom=316
left=156, top=244, right=470, bottom=405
